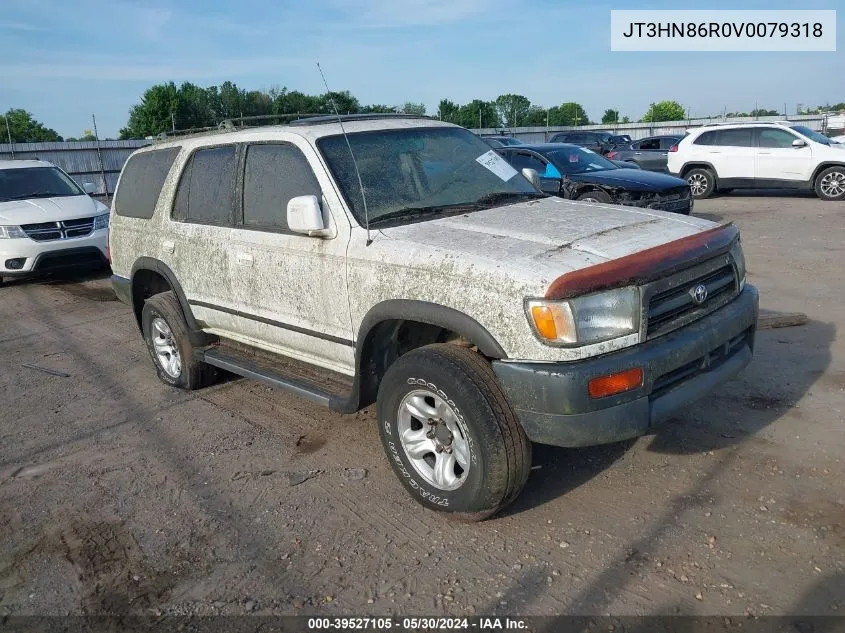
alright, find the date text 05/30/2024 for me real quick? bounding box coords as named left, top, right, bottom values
left=307, top=617, right=528, bottom=630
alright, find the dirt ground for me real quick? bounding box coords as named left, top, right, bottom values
left=1, top=192, right=843, bottom=618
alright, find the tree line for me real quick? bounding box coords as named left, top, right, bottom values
left=3, top=89, right=845, bottom=143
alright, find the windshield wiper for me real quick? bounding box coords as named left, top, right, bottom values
left=368, top=203, right=476, bottom=227
left=3, top=192, right=64, bottom=201
left=472, top=191, right=547, bottom=206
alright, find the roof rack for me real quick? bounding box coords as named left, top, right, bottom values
left=152, top=112, right=434, bottom=142
left=288, top=113, right=434, bottom=126
left=697, top=120, right=791, bottom=128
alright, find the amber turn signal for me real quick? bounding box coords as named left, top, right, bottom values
left=530, top=305, right=558, bottom=340
left=588, top=367, right=644, bottom=399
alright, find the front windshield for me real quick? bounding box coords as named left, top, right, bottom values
left=790, top=125, right=831, bottom=146
left=0, top=166, right=84, bottom=202
left=543, top=146, right=619, bottom=175
left=318, top=127, right=541, bottom=227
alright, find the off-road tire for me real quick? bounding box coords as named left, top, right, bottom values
left=576, top=190, right=613, bottom=204
left=377, top=344, right=531, bottom=521
left=686, top=167, right=716, bottom=199
left=141, top=291, right=215, bottom=390
left=814, top=166, right=845, bottom=201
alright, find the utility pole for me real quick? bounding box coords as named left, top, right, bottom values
left=92, top=114, right=107, bottom=201
left=4, top=115, right=14, bottom=158
left=478, top=105, right=481, bottom=130
left=171, top=111, right=176, bottom=132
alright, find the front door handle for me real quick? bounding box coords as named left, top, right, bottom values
left=236, top=253, right=254, bottom=267
left=162, top=240, right=175, bottom=254
left=758, top=151, right=773, bottom=155
left=633, top=152, right=643, bottom=155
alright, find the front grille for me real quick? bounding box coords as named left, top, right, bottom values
left=21, top=217, right=95, bottom=242
left=645, top=259, right=738, bottom=339
left=651, top=329, right=751, bottom=399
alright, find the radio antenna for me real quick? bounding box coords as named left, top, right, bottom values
left=317, top=62, right=372, bottom=246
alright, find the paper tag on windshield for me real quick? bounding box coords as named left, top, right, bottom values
left=476, top=150, right=518, bottom=181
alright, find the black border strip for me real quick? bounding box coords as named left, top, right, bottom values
left=188, top=300, right=354, bottom=347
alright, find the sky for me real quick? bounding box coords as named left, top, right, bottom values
left=1, top=0, right=842, bottom=138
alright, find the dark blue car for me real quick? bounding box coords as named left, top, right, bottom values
left=497, top=143, right=693, bottom=214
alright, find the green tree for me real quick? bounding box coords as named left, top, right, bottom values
left=641, top=101, right=686, bottom=122
left=621, top=115, right=631, bottom=124
left=437, top=99, right=460, bottom=123
left=360, top=104, right=396, bottom=113
left=318, top=91, right=360, bottom=115
left=1, top=109, right=63, bottom=143
left=750, top=108, right=779, bottom=117
left=495, top=94, right=531, bottom=127
left=522, top=106, right=548, bottom=127
left=399, top=102, right=426, bottom=115
left=548, top=102, right=590, bottom=126
left=601, top=108, right=620, bottom=124
left=273, top=89, right=320, bottom=115
left=457, top=100, right=500, bottom=129
left=120, top=82, right=179, bottom=138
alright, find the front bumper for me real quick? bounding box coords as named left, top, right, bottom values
left=492, top=285, right=759, bottom=448
left=0, top=230, right=108, bottom=276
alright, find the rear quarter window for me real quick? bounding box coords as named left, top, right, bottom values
left=113, top=147, right=181, bottom=219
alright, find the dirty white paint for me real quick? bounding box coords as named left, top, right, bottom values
left=110, top=118, right=725, bottom=375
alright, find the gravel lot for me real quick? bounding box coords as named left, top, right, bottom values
left=1, top=192, right=843, bottom=617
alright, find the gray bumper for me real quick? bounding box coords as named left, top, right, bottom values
left=492, top=285, right=759, bottom=448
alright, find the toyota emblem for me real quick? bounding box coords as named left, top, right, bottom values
left=690, top=284, right=708, bottom=305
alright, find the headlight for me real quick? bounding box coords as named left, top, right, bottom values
left=526, top=286, right=641, bottom=346
left=93, top=213, right=110, bottom=230
left=0, top=225, right=27, bottom=239
left=729, top=239, right=746, bottom=291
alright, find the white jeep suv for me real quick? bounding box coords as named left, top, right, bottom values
left=110, top=114, right=758, bottom=519
left=667, top=121, right=845, bottom=201
left=0, top=159, right=111, bottom=284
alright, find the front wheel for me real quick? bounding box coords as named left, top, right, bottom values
left=686, top=168, right=716, bottom=199
left=814, top=166, right=845, bottom=201
left=377, top=344, right=531, bottom=521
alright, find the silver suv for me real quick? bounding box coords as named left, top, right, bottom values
left=110, top=114, right=758, bottom=519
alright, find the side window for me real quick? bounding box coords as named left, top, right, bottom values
left=242, top=143, right=322, bottom=232
left=694, top=131, right=718, bottom=146
left=172, top=146, right=237, bottom=225
left=639, top=138, right=661, bottom=150
left=660, top=137, right=679, bottom=150
left=509, top=152, right=547, bottom=174
left=716, top=128, right=754, bottom=147
left=757, top=128, right=798, bottom=148
left=113, top=147, right=180, bottom=219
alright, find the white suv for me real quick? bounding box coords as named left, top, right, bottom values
left=110, top=114, right=758, bottom=519
left=667, top=121, right=845, bottom=201
left=0, top=159, right=111, bottom=284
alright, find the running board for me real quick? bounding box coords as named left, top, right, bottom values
left=199, top=345, right=356, bottom=410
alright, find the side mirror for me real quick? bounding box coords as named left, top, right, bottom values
left=82, top=182, right=97, bottom=194
left=287, top=195, right=329, bottom=236
left=792, top=138, right=807, bottom=148
left=521, top=168, right=542, bottom=190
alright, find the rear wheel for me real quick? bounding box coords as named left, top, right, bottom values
left=377, top=344, right=531, bottom=521
left=141, top=291, right=215, bottom=389
left=814, top=166, right=845, bottom=201
left=577, top=190, right=613, bottom=204
left=685, top=168, right=715, bottom=199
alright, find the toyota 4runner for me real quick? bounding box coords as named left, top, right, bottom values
left=110, top=114, right=758, bottom=520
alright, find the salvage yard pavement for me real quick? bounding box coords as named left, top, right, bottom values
left=0, top=192, right=843, bottom=617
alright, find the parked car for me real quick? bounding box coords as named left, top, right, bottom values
left=667, top=121, right=845, bottom=201
left=110, top=114, right=757, bottom=519
left=548, top=130, right=616, bottom=154
left=497, top=143, right=693, bottom=214
left=482, top=135, right=524, bottom=147
left=830, top=134, right=845, bottom=144
left=608, top=134, right=633, bottom=147
left=606, top=135, right=683, bottom=172
left=0, top=159, right=110, bottom=285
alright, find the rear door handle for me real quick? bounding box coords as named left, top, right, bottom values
left=236, top=253, right=254, bottom=267
left=633, top=152, right=643, bottom=155
left=758, top=151, right=773, bottom=155
left=162, top=240, right=175, bottom=254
